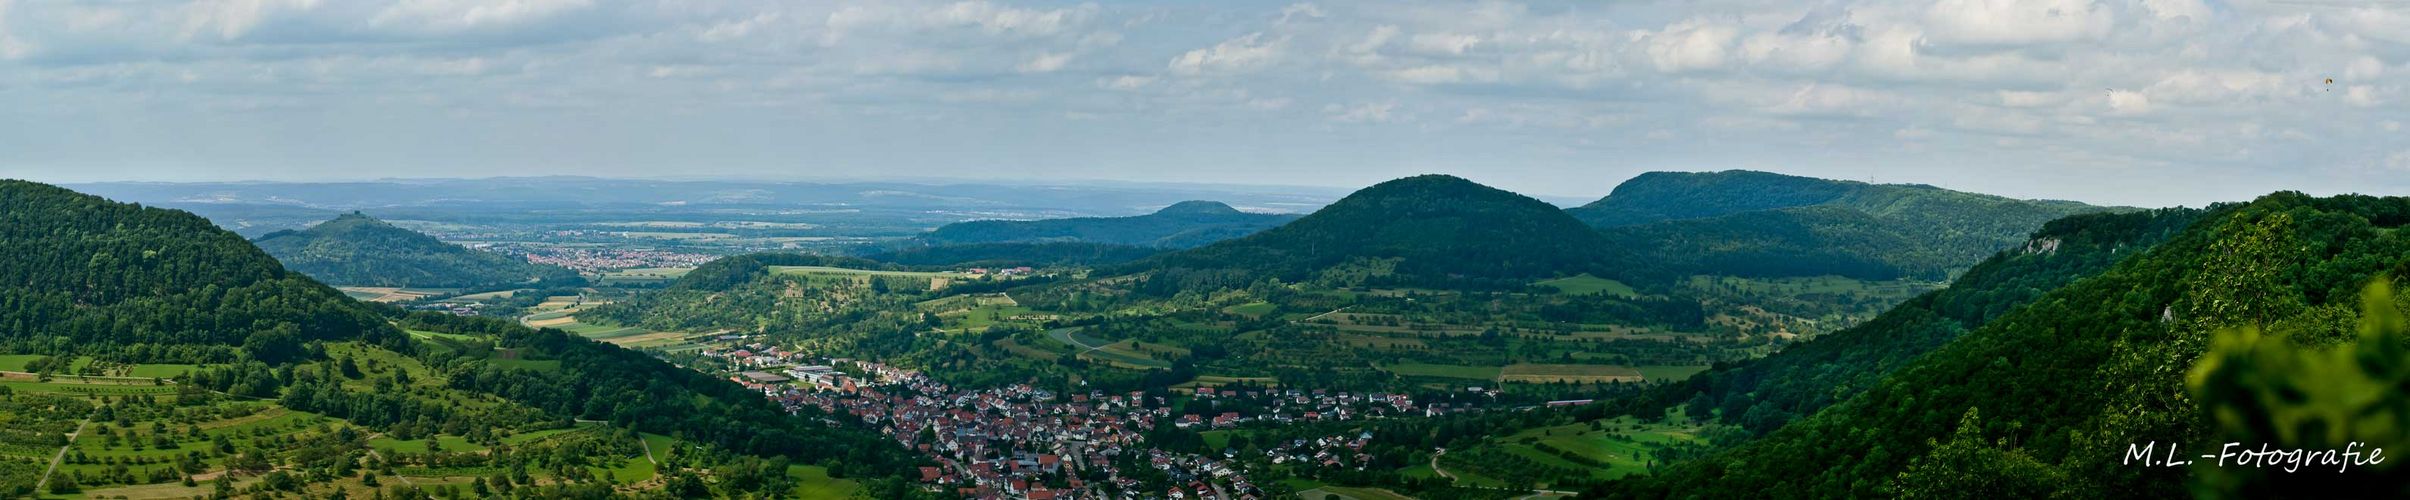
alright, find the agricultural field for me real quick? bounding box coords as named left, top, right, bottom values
left=599, top=267, right=694, bottom=286
left=1497, top=364, right=1643, bottom=384
left=1444, top=412, right=1714, bottom=485
left=1535, top=274, right=1639, bottom=297
left=336, top=287, right=450, bottom=303
left=1379, top=363, right=1501, bottom=380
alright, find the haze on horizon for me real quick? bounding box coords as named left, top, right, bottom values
left=1, top=0, right=2405, bottom=208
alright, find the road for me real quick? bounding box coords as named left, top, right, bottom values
left=1045, top=327, right=1108, bottom=353
left=33, top=418, right=89, bottom=493
left=1429, top=448, right=1457, bottom=481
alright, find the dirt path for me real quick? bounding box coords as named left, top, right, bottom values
left=34, top=418, right=90, bottom=493
left=360, top=433, right=418, bottom=488
left=1429, top=448, right=1457, bottom=481
left=1302, top=306, right=1351, bottom=323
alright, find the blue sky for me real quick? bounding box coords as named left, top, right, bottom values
left=0, top=0, right=2404, bottom=207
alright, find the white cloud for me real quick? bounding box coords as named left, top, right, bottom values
left=1169, top=32, right=1284, bottom=76
left=1325, top=101, right=1395, bottom=123
left=1018, top=51, right=1073, bottom=73
left=1098, top=75, right=1154, bottom=90
left=0, top=0, right=2405, bottom=208
left=1921, top=0, right=2112, bottom=46
left=367, top=0, right=593, bottom=33
left=1639, top=21, right=1736, bottom=73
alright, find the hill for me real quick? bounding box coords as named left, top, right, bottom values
left=1602, top=193, right=2410, bottom=497
left=252, top=212, right=580, bottom=288
left=1580, top=170, right=2113, bottom=280
left=0, top=180, right=918, bottom=497
left=917, top=200, right=1298, bottom=248
left=1132, top=175, right=1619, bottom=290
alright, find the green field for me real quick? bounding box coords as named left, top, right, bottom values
left=1537, top=274, right=1639, bottom=297
left=789, top=464, right=859, bottom=499
left=369, top=434, right=489, bottom=454
left=124, top=363, right=207, bottom=378
left=1224, top=301, right=1278, bottom=317
left=1466, top=412, right=1710, bottom=483
left=1636, top=365, right=1712, bottom=383
left=0, top=354, right=43, bottom=371
left=1380, top=363, right=1501, bottom=380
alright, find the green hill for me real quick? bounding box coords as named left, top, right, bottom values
left=919, top=200, right=1297, bottom=248
left=1601, top=193, right=2410, bottom=497
left=1580, top=170, right=2113, bottom=280
left=0, top=181, right=917, bottom=497
left=1132, top=175, right=1619, bottom=290
left=252, top=212, right=580, bottom=288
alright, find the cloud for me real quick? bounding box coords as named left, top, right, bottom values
left=1018, top=52, right=1073, bottom=73
left=1169, top=32, right=1284, bottom=76
left=0, top=0, right=2403, bottom=208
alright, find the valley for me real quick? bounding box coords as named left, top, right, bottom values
left=11, top=172, right=2406, bottom=499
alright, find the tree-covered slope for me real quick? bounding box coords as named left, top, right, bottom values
left=1129, top=175, right=1619, bottom=290
left=0, top=180, right=921, bottom=495
left=1580, top=170, right=2113, bottom=280
left=252, top=213, right=579, bottom=288
left=0, top=180, right=402, bottom=362
left=918, top=200, right=1297, bottom=248
left=1592, top=208, right=2204, bottom=436
left=1602, top=193, right=2410, bottom=498
left=1567, top=170, right=1865, bottom=227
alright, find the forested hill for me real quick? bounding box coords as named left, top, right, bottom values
left=1581, top=170, right=2115, bottom=281
left=252, top=212, right=579, bottom=288
left=0, top=180, right=923, bottom=496
left=1603, top=193, right=2410, bottom=497
left=1586, top=207, right=2204, bottom=436
left=0, top=180, right=400, bottom=362
left=916, top=200, right=1298, bottom=248
left=1126, top=174, right=1620, bottom=291
left=1567, top=170, right=1866, bottom=227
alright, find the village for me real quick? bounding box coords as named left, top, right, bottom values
left=692, top=341, right=1495, bottom=499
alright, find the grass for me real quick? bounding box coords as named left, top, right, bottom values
left=789, top=464, right=859, bottom=499
left=124, top=364, right=205, bottom=378
left=1536, top=274, right=1639, bottom=297
left=1298, top=485, right=1418, bottom=500
left=1635, top=365, right=1712, bottom=383
left=405, top=329, right=478, bottom=341
left=947, top=304, right=1033, bottom=331
left=1380, top=363, right=1501, bottom=380
left=1479, top=413, right=1707, bottom=481
left=368, top=434, right=489, bottom=454
left=0, top=354, right=44, bottom=371
left=1499, top=364, right=1643, bottom=383
left=1224, top=301, right=1278, bottom=318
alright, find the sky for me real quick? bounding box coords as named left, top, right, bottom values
left=0, top=0, right=2404, bottom=208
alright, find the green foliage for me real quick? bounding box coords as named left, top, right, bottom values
left=917, top=200, right=1297, bottom=248
left=1568, top=170, right=1867, bottom=228
left=1598, top=192, right=2410, bottom=498
left=1890, top=408, right=2066, bottom=499
left=0, top=180, right=407, bottom=362
left=251, top=212, right=581, bottom=288
left=2186, top=278, right=2410, bottom=496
